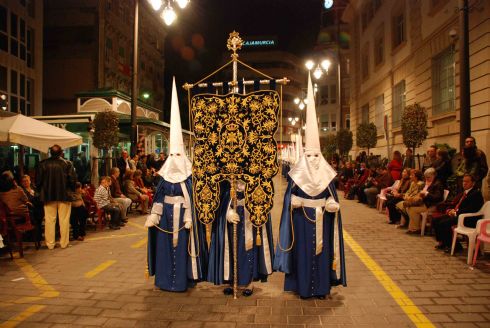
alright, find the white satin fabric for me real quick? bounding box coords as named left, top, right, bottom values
left=158, top=155, right=192, bottom=184
left=288, top=151, right=337, bottom=197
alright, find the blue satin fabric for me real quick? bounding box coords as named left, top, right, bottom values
left=207, top=187, right=274, bottom=286
left=274, top=180, right=346, bottom=298
left=147, top=177, right=207, bottom=292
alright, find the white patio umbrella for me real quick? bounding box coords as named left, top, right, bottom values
left=0, top=114, right=83, bottom=153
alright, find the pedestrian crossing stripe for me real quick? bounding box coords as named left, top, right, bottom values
left=343, top=231, right=435, bottom=328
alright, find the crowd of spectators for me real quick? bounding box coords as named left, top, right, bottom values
left=0, top=145, right=166, bottom=251
left=336, top=136, right=488, bottom=253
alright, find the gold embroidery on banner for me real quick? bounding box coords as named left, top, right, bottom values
left=191, top=91, right=279, bottom=227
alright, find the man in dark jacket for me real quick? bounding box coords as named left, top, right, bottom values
left=116, top=150, right=130, bottom=182
left=433, top=174, right=484, bottom=252
left=36, top=145, right=77, bottom=249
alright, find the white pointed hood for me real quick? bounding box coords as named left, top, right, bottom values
left=288, top=73, right=337, bottom=196
left=158, top=77, right=192, bottom=183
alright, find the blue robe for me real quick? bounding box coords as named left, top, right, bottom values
left=147, top=177, right=207, bottom=292
left=207, top=188, right=274, bottom=286
left=274, top=180, right=346, bottom=298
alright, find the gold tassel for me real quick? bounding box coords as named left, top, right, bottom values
left=206, top=224, right=211, bottom=249
left=256, top=227, right=262, bottom=247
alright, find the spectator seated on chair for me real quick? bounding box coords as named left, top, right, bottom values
left=364, top=166, right=394, bottom=208
left=19, top=175, right=44, bottom=242
left=349, top=163, right=372, bottom=201
left=433, top=149, right=452, bottom=189
left=110, top=167, right=131, bottom=222
left=70, top=182, right=88, bottom=241
left=0, top=172, right=31, bottom=220
left=122, top=170, right=149, bottom=214
left=396, top=168, right=444, bottom=234
left=133, top=169, right=153, bottom=205
left=93, top=176, right=123, bottom=230
left=339, top=161, right=355, bottom=191
left=395, top=170, right=427, bottom=228
left=387, top=151, right=403, bottom=181
left=432, top=174, right=484, bottom=252
left=385, top=168, right=412, bottom=224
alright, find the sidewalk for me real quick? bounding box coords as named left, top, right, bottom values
left=0, top=176, right=489, bottom=327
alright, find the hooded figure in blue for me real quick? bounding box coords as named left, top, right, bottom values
left=145, top=78, right=206, bottom=292
left=207, top=180, right=274, bottom=296
left=274, top=73, right=347, bottom=299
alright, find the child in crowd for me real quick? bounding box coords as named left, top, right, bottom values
left=70, top=182, right=88, bottom=241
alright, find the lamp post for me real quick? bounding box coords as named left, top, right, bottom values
left=305, top=58, right=338, bottom=133
left=458, top=0, right=470, bottom=150
left=131, top=0, right=190, bottom=156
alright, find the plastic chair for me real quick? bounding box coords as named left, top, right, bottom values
left=0, top=201, right=38, bottom=258
left=451, top=201, right=490, bottom=265
left=420, top=189, right=449, bottom=236
left=472, top=219, right=490, bottom=266
left=376, top=180, right=400, bottom=213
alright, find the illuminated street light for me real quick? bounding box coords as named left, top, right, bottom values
left=294, top=97, right=300, bottom=105
left=305, top=60, right=315, bottom=71
left=142, top=92, right=150, bottom=99
left=176, top=0, right=190, bottom=9
left=132, top=0, right=190, bottom=154
left=162, top=4, right=177, bottom=25
left=321, top=59, right=331, bottom=72
left=298, top=102, right=305, bottom=110
left=148, top=0, right=163, bottom=10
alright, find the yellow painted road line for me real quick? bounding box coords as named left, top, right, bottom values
left=0, top=305, right=45, bottom=328
left=343, top=231, right=435, bottom=328
left=84, top=260, right=117, bottom=279
left=131, top=238, right=147, bottom=249
left=127, top=221, right=147, bottom=231
left=14, top=258, right=59, bottom=298
left=85, top=232, right=144, bottom=241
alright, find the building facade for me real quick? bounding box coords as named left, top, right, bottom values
left=0, top=0, right=43, bottom=116
left=315, top=4, right=351, bottom=138
left=344, top=0, right=490, bottom=192
left=43, top=0, right=166, bottom=117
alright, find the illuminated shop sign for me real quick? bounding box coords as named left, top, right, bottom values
left=243, top=38, right=277, bottom=47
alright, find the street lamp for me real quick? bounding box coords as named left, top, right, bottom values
left=130, top=0, right=190, bottom=156
left=305, top=59, right=331, bottom=80
left=0, top=94, right=7, bottom=111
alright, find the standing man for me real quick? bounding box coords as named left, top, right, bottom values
left=117, top=150, right=130, bottom=181
left=422, top=145, right=438, bottom=172
left=464, top=136, right=488, bottom=190
left=36, top=144, right=77, bottom=249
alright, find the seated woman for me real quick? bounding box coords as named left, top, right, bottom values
left=396, top=168, right=444, bottom=234
left=133, top=169, right=153, bottom=205
left=0, top=172, right=32, bottom=226
left=123, top=170, right=149, bottom=214
left=19, top=175, right=44, bottom=241
left=395, top=170, right=424, bottom=227
left=385, top=168, right=414, bottom=224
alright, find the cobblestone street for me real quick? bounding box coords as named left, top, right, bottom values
left=1, top=176, right=489, bottom=328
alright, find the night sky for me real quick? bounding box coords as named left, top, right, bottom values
left=161, top=0, right=325, bottom=125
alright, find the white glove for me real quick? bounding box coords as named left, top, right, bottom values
left=144, top=213, right=160, bottom=227
left=325, top=196, right=340, bottom=213
left=291, top=195, right=302, bottom=208
left=184, top=220, right=192, bottom=229
left=226, top=208, right=240, bottom=224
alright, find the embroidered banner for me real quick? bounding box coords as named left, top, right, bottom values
left=191, top=91, right=279, bottom=227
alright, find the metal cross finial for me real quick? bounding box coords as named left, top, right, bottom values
left=227, top=31, right=243, bottom=57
